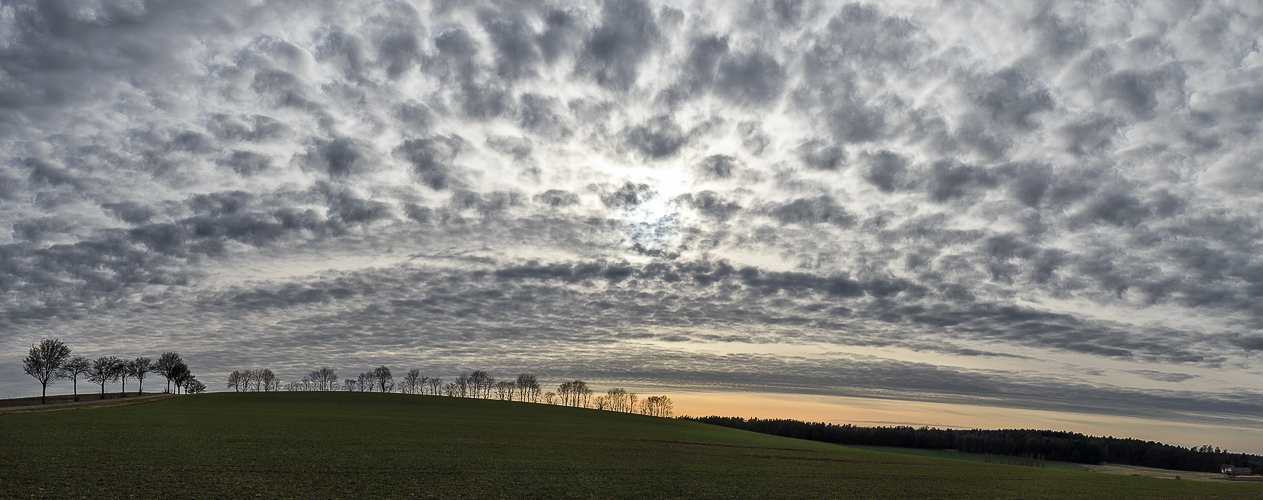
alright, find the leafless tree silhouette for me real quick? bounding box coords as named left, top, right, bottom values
left=88, top=356, right=121, bottom=399
left=23, top=339, right=71, bottom=404
left=60, top=355, right=91, bottom=402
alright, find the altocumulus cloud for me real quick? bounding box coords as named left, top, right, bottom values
left=2, top=0, right=1263, bottom=427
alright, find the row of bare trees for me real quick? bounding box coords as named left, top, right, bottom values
left=226, top=369, right=279, bottom=392
left=237, top=366, right=673, bottom=417
left=22, top=339, right=204, bottom=403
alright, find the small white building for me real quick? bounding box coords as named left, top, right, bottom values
left=1221, top=464, right=1253, bottom=479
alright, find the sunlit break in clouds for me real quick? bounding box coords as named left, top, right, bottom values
left=3, top=0, right=1263, bottom=449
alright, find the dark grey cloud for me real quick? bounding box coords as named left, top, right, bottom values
left=714, top=49, right=787, bottom=104
left=1099, top=68, right=1180, bottom=121
left=1129, top=370, right=1198, bottom=384
left=1003, top=162, right=1052, bottom=207
left=1079, top=190, right=1150, bottom=227
left=623, top=115, right=687, bottom=159
left=926, top=160, right=996, bottom=202
left=970, top=68, right=1054, bottom=131
left=218, top=150, right=273, bottom=177
left=579, top=0, right=660, bottom=91
left=695, top=154, right=737, bottom=179
left=517, top=93, right=571, bottom=139
left=600, top=182, right=655, bottom=210
left=678, top=191, right=741, bottom=221
left=796, top=139, right=846, bottom=171
left=11, top=216, right=74, bottom=243
left=324, top=189, right=392, bottom=226
left=860, top=149, right=908, bottom=192
left=395, top=135, right=466, bottom=190
left=187, top=191, right=253, bottom=216
left=537, top=8, right=586, bottom=64
left=371, top=2, right=426, bottom=79
left=1057, top=116, right=1121, bottom=157
left=809, top=4, right=927, bottom=71
left=683, top=34, right=727, bottom=90
left=24, top=158, right=83, bottom=190
left=767, top=196, right=855, bottom=228
left=534, top=189, right=580, bottom=208
left=102, top=201, right=156, bottom=225
left=206, top=114, right=290, bottom=143
left=480, top=8, right=543, bottom=81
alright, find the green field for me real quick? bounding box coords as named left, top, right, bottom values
left=0, top=392, right=157, bottom=408
left=847, top=445, right=1088, bottom=471
left=1, top=392, right=1258, bottom=499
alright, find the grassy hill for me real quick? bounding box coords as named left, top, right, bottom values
left=0, top=392, right=1258, bottom=499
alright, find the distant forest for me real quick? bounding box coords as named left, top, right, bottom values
left=683, top=416, right=1262, bottom=474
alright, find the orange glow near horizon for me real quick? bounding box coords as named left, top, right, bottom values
left=669, top=391, right=1263, bottom=455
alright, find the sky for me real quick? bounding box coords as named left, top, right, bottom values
left=3, top=0, right=1263, bottom=451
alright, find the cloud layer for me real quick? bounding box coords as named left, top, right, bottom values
left=3, top=0, right=1263, bottom=426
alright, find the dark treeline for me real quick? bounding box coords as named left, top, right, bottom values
left=234, top=366, right=675, bottom=417
left=682, top=416, right=1263, bottom=474
left=21, top=339, right=204, bottom=403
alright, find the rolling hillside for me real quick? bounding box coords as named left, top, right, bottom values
left=0, top=392, right=1257, bottom=499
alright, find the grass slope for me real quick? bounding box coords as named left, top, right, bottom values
left=847, top=445, right=1088, bottom=471
left=0, top=392, right=1257, bottom=499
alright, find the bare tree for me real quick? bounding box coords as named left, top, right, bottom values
left=116, top=359, right=132, bottom=396
left=427, top=377, right=443, bottom=395
left=241, top=369, right=258, bottom=392
left=357, top=372, right=373, bottom=392
left=579, top=382, right=593, bottom=408
left=343, top=378, right=357, bottom=391
left=184, top=377, right=206, bottom=394
left=130, top=357, right=154, bottom=394
left=170, top=362, right=192, bottom=394
left=640, top=396, right=674, bottom=417
left=373, top=366, right=394, bottom=393
left=543, top=391, right=557, bottom=405
left=493, top=381, right=514, bottom=400
left=442, top=382, right=458, bottom=397
left=88, top=356, right=121, bottom=399
left=557, top=381, right=570, bottom=406
left=469, top=371, right=494, bottom=398
left=402, top=369, right=422, bottom=394
left=23, top=339, right=72, bottom=404
left=557, top=380, right=591, bottom=407
left=515, top=374, right=540, bottom=402
left=154, top=352, right=184, bottom=393
left=259, top=369, right=277, bottom=392
left=606, top=388, right=634, bottom=412
left=227, top=371, right=244, bottom=392
left=455, top=374, right=470, bottom=398
left=60, top=355, right=91, bottom=402
left=309, top=367, right=338, bottom=391
left=246, top=369, right=260, bottom=391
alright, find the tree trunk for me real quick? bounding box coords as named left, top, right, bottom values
left=73, top=378, right=79, bottom=402
left=41, top=383, right=46, bottom=405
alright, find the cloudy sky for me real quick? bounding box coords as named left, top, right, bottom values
left=4, top=0, right=1263, bottom=448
